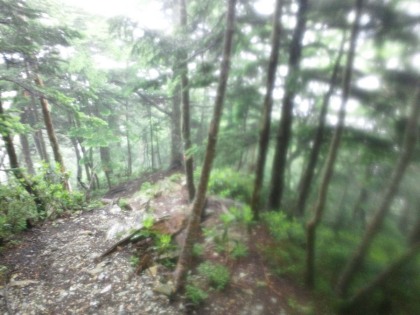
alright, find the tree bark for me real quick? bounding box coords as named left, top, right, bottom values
left=170, top=86, right=183, bottom=170
left=173, top=0, right=237, bottom=291
left=179, top=0, right=196, bottom=202
left=294, top=35, right=346, bottom=217
left=24, top=59, right=49, bottom=163
left=250, top=0, right=283, bottom=220
left=99, top=146, right=112, bottom=189
left=34, top=73, right=70, bottom=191
left=147, top=105, right=156, bottom=170
left=305, top=0, right=363, bottom=289
left=268, top=0, right=309, bottom=210
left=19, top=109, right=35, bottom=175
left=335, top=85, right=420, bottom=298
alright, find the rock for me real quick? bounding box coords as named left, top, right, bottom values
left=118, top=304, right=126, bottom=315
left=146, top=265, right=159, bottom=277
left=9, top=279, right=39, bottom=287
left=144, top=289, right=154, bottom=298
left=153, top=282, right=174, bottom=297
left=100, top=284, right=112, bottom=294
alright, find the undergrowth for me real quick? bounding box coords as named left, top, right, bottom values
left=0, top=164, right=85, bottom=250
left=261, top=211, right=420, bottom=314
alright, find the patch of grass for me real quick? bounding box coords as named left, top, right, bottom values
left=168, top=173, right=183, bottom=183
left=197, top=261, right=230, bottom=290
left=185, top=284, right=208, bottom=305
left=193, top=243, right=205, bottom=257
left=230, top=242, right=249, bottom=259
left=208, top=168, right=253, bottom=203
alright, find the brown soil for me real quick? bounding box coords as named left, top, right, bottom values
left=0, top=171, right=316, bottom=315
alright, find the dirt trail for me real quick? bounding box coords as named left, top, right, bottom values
left=0, top=173, right=185, bottom=315
left=0, top=173, right=299, bottom=315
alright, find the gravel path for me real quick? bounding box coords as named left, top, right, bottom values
left=0, top=205, right=183, bottom=315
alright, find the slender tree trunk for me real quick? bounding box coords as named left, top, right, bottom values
left=352, top=165, right=373, bottom=229
left=173, top=0, right=237, bottom=291
left=156, top=132, right=162, bottom=168
left=19, top=125, right=35, bottom=175
left=0, top=95, right=44, bottom=211
left=28, top=94, right=49, bottom=163
left=147, top=106, right=156, bottom=170
left=250, top=0, right=283, bottom=219
left=294, top=36, right=346, bottom=216
left=33, top=74, right=70, bottom=191
left=125, top=100, right=132, bottom=177
left=268, top=0, right=309, bottom=210
left=99, top=147, right=112, bottom=189
left=24, top=59, right=49, bottom=164
left=170, top=85, right=183, bottom=170
left=179, top=0, right=196, bottom=201
left=305, top=0, right=363, bottom=288
left=71, top=137, right=82, bottom=182
left=79, top=142, right=92, bottom=186
left=335, top=85, right=420, bottom=298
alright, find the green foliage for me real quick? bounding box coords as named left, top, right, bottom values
left=168, top=173, right=182, bottom=183
left=129, top=255, right=140, bottom=267
left=0, top=182, right=35, bottom=243
left=223, top=206, right=253, bottom=227
left=208, top=168, right=253, bottom=203
left=192, top=243, right=205, bottom=257
left=117, top=198, right=130, bottom=209
left=142, top=214, right=154, bottom=229
left=139, top=181, right=158, bottom=197
left=197, top=261, right=230, bottom=290
left=262, top=211, right=305, bottom=244
left=154, top=233, right=173, bottom=254
left=185, top=284, right=208, bottom=306
left=230, top=242, right=249, bottom=259
left=32, top=163, right=84, bottom=214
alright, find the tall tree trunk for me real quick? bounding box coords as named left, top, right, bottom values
left=294, top=36, right=346, bottom=217
left=268, top=0, right=309, bottom=210
left=33, top=73, right=70, bottom=191
left=79, top=142, right=92, bottom=186
left=19, top=109, right=35, bottom=175
left=170, top=85, right=183, bottom=170
left=250, top=0, right=283, bottom=220
left=335, top=85, right=420, bottom=298
left=125, top=100, right=132, bottom=177
left=99, top=146, right=112, bottom=189
left=155, top=132, right=162, bottom=168
left=173, top=0, right=237, bottom=291
left=179, top=0, right=196, bottom=202
left=305, top=0, right=363, bottom=289
left=352, top=165, right=373, bottom=229
left=0, top=95, right=44, bottom=212
left=148, top=106, right=156, bottom=170
left=24, top=59, right=49, bottom=164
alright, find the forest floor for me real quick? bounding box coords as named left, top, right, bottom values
left=0, top=171, right=314, bottom=315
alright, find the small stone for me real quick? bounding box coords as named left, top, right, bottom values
left=118, top=304, right=126, bottom=315
left=153, top=282, right=174, bottom=297
left=110, top=205, right=122, bottom=214
left=100, top=284, right=112, bottom=294
left=144, top=289, right=154, bottom=298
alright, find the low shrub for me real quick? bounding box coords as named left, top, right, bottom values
left=207, top=168, right=253, bottom=203
left=197, top=261, right=230, bottom=290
